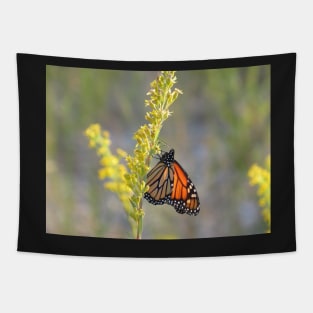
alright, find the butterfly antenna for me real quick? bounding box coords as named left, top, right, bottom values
left=158, top=138, right=171, bottom=152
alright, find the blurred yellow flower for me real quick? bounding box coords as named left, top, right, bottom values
left=100, top=155, right=119, bottom=167
left=248, top=155, right=271, bottom=232
left=85, top=126, right=133, bottom=233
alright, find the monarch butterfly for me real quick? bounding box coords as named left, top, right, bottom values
left=144, top=149, right=200, bottom=216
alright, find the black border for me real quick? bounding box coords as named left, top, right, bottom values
left=17, top=53, right=296, bottom=257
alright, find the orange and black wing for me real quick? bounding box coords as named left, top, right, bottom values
left=166, top=160, right=200, bottom=216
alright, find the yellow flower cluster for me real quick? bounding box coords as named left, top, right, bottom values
left=124, top=72, right=182, bottom=237
left=85, top=72, right=182, bottom=239
left=248, top=155, right=271, bottom=232
left=84, top=124, right=135, bottom=226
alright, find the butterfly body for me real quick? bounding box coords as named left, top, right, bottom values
left=144, top=149, right=200, bottom=216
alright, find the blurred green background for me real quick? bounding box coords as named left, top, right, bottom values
left=46, top=65, right=270, bottom=239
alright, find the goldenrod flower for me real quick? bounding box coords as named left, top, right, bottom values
left=85, top=125, right=134, bottom=235
left=85, top=72, right=182, bottom=239
left=248, top=155, right=271, bottom=232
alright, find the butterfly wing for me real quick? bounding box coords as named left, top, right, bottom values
left=144, top=161, right=174, bottom=205
left=166, top=160, right=200, bottom=216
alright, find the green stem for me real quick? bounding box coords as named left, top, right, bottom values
left=136, top=216, right=142, bottom=240
left=136, top=199, right=142, bottom=239
left=136, top=199, right=143, bottom=239
left=136, top=153, right=153, bottom=239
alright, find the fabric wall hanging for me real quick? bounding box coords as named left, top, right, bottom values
left=17, top=53, right=296, bottom=257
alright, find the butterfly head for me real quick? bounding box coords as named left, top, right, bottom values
left=160, top=149, right=175, bottom=166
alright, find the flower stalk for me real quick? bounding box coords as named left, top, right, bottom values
left=85, top=71, right=182, bottom=239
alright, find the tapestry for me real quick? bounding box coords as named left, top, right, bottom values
left=17, top=53, right=296, bottom=257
